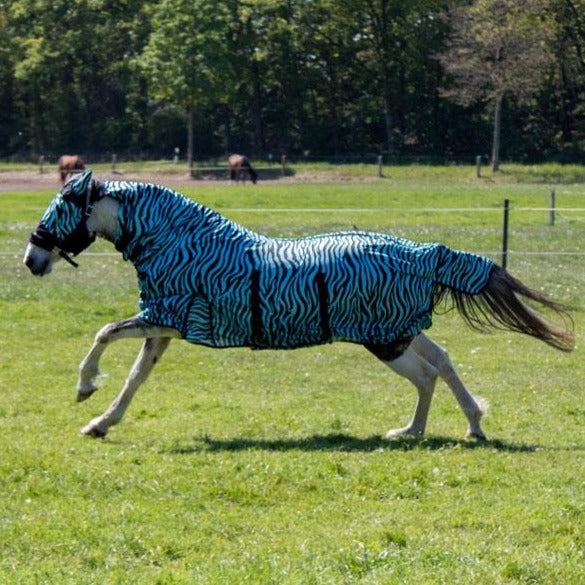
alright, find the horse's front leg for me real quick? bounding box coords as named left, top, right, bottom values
left=77, top=317, right=180, bottom=401
left=81, top=336, right=173, bottom=438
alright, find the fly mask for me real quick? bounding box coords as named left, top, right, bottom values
left=28, top=170, right=106, bottom=268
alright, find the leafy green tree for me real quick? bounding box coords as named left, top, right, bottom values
left=438, top=0, right=556, bottom=170
left=307, top=0, right=451, bottom=156
left=8, top=0, right=150, bottom=156
left=551, top=0, right=585, bottom=152
left=0, top=3, right=16, bottom=156
left=220, top=0, right=277, bottom=154
left=293, top=0, right=363, bottom=154
left=140, top=0, right=235, bottom=169
left=230, top=0, right=306, bottom=155
left=1, top=0, right=584, bottom=162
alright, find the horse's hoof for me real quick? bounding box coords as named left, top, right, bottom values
left=76, top=379, right=99, bottom=402
left=466, top=430, right=487, bottom=441
left=384, top=426, right=423, bottom=439
left=76, top=388, right=98, bottom=402
left=80, top=423, right=107, bottom=438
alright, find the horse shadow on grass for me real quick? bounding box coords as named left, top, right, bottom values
left=161, top=433, right=539, bottom=455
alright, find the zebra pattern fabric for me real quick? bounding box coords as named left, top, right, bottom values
left=95, top=180, right=495, bottom=350
left=39, top=175, right=89, bottom=241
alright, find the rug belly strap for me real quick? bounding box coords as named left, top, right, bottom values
left=316, top=271, right=332, bottom=343
left=250, top=266, right=332, bottom=349
left=250, top=269, right=267, bottom=348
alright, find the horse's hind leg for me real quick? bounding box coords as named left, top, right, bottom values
left=81, top=337, right=172, bottom=438
left=366, top=342, right=438, bottom=438
left=77, top=317, right=180, bottom=401
left=410, top=333, right=487, bottom=439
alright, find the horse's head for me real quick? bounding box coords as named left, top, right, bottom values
left=24, top=169, right=104, bottom=275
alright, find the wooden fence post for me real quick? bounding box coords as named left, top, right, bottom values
left=502, top=199, right=510, bottom=269
left=38, top=155, right=45, bottom=174
left=476, top=155, right=482, bottom=178
left=377, top=155, right=383, bottom=177
left=281, top=154, right=286, bottom=177
left=549, top=189, right=555, bottom=226
left=111, top=154, right=117, bottom=173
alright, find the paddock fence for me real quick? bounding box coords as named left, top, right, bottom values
left=4, top=196, right=585, bottom=267
left=34, top=153, right=485, bottom=180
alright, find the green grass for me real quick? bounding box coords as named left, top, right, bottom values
left=1, top=166, right=585, bottom=583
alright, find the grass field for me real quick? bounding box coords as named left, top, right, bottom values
left=1, top=165, right=585, bottom=584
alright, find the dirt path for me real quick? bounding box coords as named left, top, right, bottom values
left=0, top=170, right=224, bottom=192
left=0, top=169, right=373, bottom=192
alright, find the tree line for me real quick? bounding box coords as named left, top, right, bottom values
left=1, top=0, right=584, bottom=165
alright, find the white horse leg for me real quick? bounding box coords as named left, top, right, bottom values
left=77, top=317, right=180, bottom=401
left=370, top=344, right=439, bottom=438
left=410, top=333, right=487, bottom=439
left=81, top=337, right=172, bottom=438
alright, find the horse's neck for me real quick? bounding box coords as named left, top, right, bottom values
left=87, top=186, right=247, bottom=253
left=87, top=196, right=119, bottom=243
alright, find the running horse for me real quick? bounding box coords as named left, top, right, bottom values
left=23, top=171, right=574, bottom=439
left=58, top=155, right=85, bottom=183
left=228, top=153, right=258, bottom=184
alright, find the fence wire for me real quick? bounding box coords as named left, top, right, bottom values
left=4, top=206, right=585, bottom=259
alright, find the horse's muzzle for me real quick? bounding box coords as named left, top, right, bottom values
left=23, top=245, right=53, bottom=276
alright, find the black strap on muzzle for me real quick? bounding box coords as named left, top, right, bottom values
left=29, top=225, right=81, bottom=268
left=29, top=225, right=57, bottom=252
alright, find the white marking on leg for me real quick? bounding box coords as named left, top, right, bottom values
left=411, top=333, right=487, bottom=439
left=77, top=317, right=180, bottom=401
left=81, top=337, right=172, bottom=438
left=381, top=346, right=438, bottom=438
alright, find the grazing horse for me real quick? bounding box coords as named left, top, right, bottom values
left=228, top=153, right=258, bottom=184
left=23, top=170, right=574, bottom=439
left=58, top=155, right=85, bottom=183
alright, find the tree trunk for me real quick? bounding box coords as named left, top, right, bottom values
left=327, top=53, right=341, bottom=155
left=251, top=58, right=264, bottom=155
left=223, top=105, right=232, bottom=154
left=30, top=79, right=45, bottom=156
left=187, top=105, right=194, bottom=173
left=383, top=79, right=394, bottom=155
left=491, top=94, right=503, bottom=172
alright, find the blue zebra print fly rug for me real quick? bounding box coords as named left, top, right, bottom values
left=37, top=171, right=494, bottom=349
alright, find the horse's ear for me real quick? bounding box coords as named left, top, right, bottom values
left=63, top=169, right=93, bottom=199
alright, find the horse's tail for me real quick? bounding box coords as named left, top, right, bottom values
left=434, top=249, right=574, bottom=352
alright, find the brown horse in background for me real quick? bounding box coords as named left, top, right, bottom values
left=228, top=154, right=258, bottom=184
left=58, top=155, right=85, bottom=183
